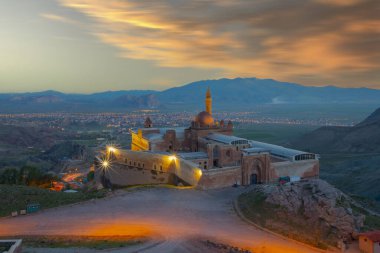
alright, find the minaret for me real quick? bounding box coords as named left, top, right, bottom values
left=205, top=87, right=212, bottom=115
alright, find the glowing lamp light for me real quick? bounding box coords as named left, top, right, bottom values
left=102, top=161, right=109, bottom=168
left=107, top=146, right=117, bottom=153
left=197, top=169, right=203, bottom=176
left=168, top=155, right=176, bottom=162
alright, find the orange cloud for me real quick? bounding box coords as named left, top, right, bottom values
left=59, top=0, right=380, bottom=88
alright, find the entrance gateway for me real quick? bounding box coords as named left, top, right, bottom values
left=250, top=173, right=258, bottom=185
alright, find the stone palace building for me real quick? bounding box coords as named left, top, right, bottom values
left=95, top=88, right=319, bottom=189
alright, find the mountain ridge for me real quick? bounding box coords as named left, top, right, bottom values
left=1, top=77, right=380, bottom=112
left=292, top=107, right=380, bottom=154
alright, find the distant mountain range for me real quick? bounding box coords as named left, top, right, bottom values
left=1, top=78, right=380, bottom=112
left=292, top=107, right=380, bottom=154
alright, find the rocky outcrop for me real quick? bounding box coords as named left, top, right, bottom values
left=258, top=179, right=365, bottom=242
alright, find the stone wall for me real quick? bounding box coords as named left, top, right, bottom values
left=95, top=148, right=319, bottom=189
left=98, top=164, right=170, bottom=186
left=198, top=166, right=241, bottom=189
left=271, top=159, right=319, bottom=182
left=95, top=150, right=203, bottom=187
left=174, top=159, right=203, bottom=186
left=130, top=130, right=150, bottom=151
left=241, top=153, right=272, bottom=185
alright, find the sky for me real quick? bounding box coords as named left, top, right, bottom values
left=0, top=0, right=379, bottom=93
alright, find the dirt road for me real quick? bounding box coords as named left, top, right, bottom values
left=0, top=187, right=358, bottom=253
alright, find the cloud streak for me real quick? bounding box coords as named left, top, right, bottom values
left=59, top=0, right=380, bottom=87
left=40, top=13, right=76, bottom=24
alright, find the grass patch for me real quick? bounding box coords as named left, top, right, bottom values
left=0, top=184, right=107, bottom=217
left=238, top=191, right=280, bottom=227
left=364, top=215, right=380, bottom=230
left=4, top=236, right=145, bottom=250
left=234, top=124, right=317, bottom=145
left=350, top=194, right=380, bottom=213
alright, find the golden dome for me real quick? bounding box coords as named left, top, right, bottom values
left=195, top=111, right=214, bottom=126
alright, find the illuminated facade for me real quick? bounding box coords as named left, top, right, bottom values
left=96, top=89, right=319, bottom=189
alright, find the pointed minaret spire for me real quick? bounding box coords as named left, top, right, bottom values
left=206, top=87, right=211, bottom=98
left=205, top=87, right=212, bottom=115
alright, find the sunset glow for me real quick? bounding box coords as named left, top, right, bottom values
left=0, top=0, right=379, bottom=92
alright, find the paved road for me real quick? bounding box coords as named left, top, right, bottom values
left=0, top=187, right=358, bottom=253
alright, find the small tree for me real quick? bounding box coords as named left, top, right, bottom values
left=19, top=166, right=43, bottom=186
left=0, top=168, right=20, bottom=184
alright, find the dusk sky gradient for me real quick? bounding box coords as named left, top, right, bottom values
left=0, top=0, right=379, bottom=92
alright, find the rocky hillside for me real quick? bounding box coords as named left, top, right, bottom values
left=0, top=124, right=63, bottom=149
left=238, top=179, right=379, bottom=249
left=292, top=107, right=380, bottom=154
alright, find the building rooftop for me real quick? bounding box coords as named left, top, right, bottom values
left=178, top=152, right=208, bottom=160
left=360, top=231, right=380, bottom=242
left=159, top=127, right=186, bottom=139
left=144, top=133, right=163, bottom=141
left=242, top=147, right=270, bottom=154
left=249, top=140, right=315, bottom=161
left=205, top=133, right=249, bottom=145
